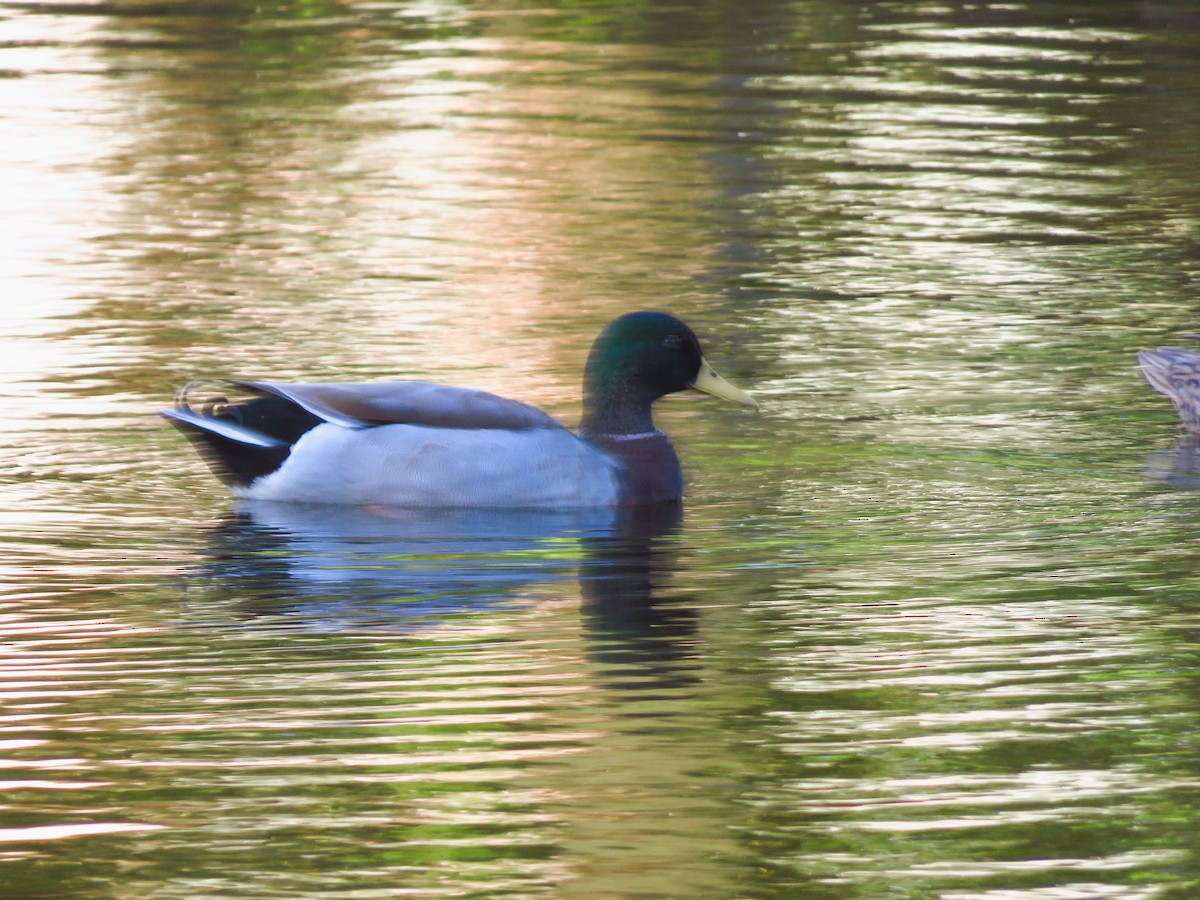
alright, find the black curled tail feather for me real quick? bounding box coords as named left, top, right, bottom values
left=161, top=381, right=322, bottom=488
left=175, top=380, right=228, bottom=416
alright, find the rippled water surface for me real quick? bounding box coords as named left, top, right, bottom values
left=5, top=1, right=1200, bottom=897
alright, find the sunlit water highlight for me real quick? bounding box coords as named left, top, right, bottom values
left=3, top=1, right=1200, bottom=897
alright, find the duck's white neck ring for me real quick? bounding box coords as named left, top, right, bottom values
left=595, top=430, right=665, bottom=442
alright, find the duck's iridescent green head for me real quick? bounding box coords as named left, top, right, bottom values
left=580, top=311, right=756, bottom=437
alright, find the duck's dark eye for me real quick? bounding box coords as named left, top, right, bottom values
left=662, top=334, right=681, bottom=350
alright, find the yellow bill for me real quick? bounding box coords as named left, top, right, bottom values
left=690, top=358, right=758, bottom=409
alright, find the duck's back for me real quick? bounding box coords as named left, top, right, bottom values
left=239, top=380, right=563, bottom=431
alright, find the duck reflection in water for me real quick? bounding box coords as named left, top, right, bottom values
left=577, top=503, right=700, bottom=687
left=187, top=501, right=697, bottom=676
left=1139, top=344, right=1200, bottom=487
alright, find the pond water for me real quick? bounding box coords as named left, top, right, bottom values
left=4, top=0, right=1200, bottom=897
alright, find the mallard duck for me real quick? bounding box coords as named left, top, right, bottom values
left=1139, top=345, right=1200, bottom=431
left=162, top=311, right=758, bottom=507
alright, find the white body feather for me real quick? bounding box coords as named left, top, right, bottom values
left=238, top=423, right=623, bottom=508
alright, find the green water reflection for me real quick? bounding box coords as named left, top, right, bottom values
left=3, top=0, right=1200, bottom=897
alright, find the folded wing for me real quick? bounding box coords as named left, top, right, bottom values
left=236, top=380, right=564, bottom=431
left=1138, top=348, right=1200, bottom=431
